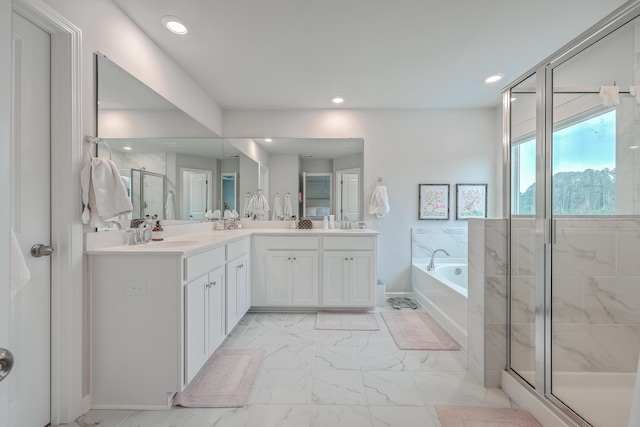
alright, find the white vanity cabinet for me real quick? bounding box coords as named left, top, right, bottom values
left=184, top=263, right=225, bottom=384
left=225, top=238, right=250, bottom=333
left=322, top=237, right=376, bottom=307
left=251, top=233, right=376, bottom=309
left=266, top=250, right=319, bottom=305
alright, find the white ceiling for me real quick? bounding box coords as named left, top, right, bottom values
left=112, top=0, right=627, bottom=110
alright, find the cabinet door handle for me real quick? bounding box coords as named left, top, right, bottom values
left=211, top=281, right=216, bottom=286
left=237, top=264, right=244, bottom=269
left=288, top=257, right=291, bottom=260
left=345, top=257, right=349, bottom=261
left=293, top=257, right=297, bottom=261
left=350, top=257, right=354, bottom=261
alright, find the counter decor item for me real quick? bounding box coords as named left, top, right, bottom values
left=297, top=219, right=312, bottom=229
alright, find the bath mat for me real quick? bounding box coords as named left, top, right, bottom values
left=381, top=311, right=459, bottom=350
left=435, top=405, right=542, bottom=427
left=315, top=311, right=380, bottom=330
left=173, top=348, right=264, bottom=408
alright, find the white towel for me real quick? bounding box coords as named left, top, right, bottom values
left=630, top=354, right=640, bottom=427
left=272, top=194, right=284, bottom=220
left=242, top=193, right=253, bottom=218
left=283, top=193, right=293, bottom=219
left=81, top=151, right=133, bottom=227
left=599, top=86, right=620, bottom=107
left=369, top=185, right=390, bottom=218
left=255, top=193, right=270, bottom=220
left=165, top=191, right=176, bottom=220
left=211, top=209, right=221, bottom=219
left=10, top=227, right=31, bottom=297
left=630, top=86, right=640, bottom=104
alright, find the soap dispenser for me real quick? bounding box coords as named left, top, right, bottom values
left=152, top=220, right=164, bottom=241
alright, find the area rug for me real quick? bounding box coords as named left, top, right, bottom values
left=314, top=311, right=380, bottom=330
left=173, top=348, right=264, bottom=408
left=381, top=311, right=459, bottom=350
left=435, top=405, right=542, bottom=427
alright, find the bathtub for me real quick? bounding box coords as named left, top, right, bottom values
left=411, top=260, right=468, bottom=349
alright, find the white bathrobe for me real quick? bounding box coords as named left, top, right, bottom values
left=272, top=194, right=284, bottom=220
left=283, top=193, right=293, bottom=219
left=81, top=151, right=133, bottom=227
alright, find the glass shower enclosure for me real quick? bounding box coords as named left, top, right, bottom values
left=505, top=3, right=640, bottom=426
left=119, top=168, right=167, bottom=220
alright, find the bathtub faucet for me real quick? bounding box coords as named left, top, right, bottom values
left=427, top=249, right=450, bottom=271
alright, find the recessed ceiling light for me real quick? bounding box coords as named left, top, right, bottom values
left=332, top=96, right=345, bottom=104
left=630, top=145, right=639, bottom=150
left=162, top=16, right=189, bottom=35
left=123, top=146, right=132, bottom=150
left=484, top=73, right=504, bottom=84
left=264, top=138, right=272, bottom=142
left=510, top=97, right=517, bottom=102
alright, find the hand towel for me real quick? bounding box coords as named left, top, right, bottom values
left=369, top=185, right=390, bottom=218
left=212, top=209, right=221, bottom=219
left=272, top=194, right=284, bottom=220
left=283, top=193, right=293, bottom=219
left=81, top=151, right=133, bottom=227
left=599, top=86, right=620, bottom=107
left=10, top=227, right=31, bottom=297
left=255, top=193, right=270, bottom=220
left=165, top=191, right=176, bottom=220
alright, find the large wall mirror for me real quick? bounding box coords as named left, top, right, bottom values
left=96, top=53, right=364, bottom=229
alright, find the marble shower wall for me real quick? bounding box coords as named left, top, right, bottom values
left=510, top=218, right=640, bottom=376
left=468, top=218, right=507, bottom=388
left=552, top=219, right=640, bottom=373
left=411, top=227, right=468, bottom=263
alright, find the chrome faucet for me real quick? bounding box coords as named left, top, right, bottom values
left=427, top=248, right=450, bottom=271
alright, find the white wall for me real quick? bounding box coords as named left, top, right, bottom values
left=269, top=154, right=300, bottom=219
left=42, top=0, right=222, bottom=137
left=223, top=109, right=502, bottom=292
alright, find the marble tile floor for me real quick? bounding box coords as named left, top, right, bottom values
left=60, top=309, right=515, bottom=427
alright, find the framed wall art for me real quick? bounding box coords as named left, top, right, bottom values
left=418, top=184, right=449, bottom=220
left=456, top=183, right=487, bottom=219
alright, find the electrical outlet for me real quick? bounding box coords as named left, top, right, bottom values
left=125, top=282, right=146, bottom=296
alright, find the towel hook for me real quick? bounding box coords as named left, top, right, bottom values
left=376, top=177, right=388, bottom=186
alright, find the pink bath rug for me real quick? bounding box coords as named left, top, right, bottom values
left=381, top=311, right=459, bottom=350
left=173, top=348, right=264, bottom=407
left=435, top=405, right=542, bottom=426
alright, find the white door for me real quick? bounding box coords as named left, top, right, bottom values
left=350, top=251, right=375, bottom=306
left=184, top=276, right=207, bottom=384
left=266, top=251, right=293, bottom=305
left=189, top=172, right=208, bottom=220
left=342, top=173, right=359, bottom=220
left=206, top=266, right=226, bottom=356
left=322, top=251, right=350, bottom=306
left=8, top=12, right=51, bottom=427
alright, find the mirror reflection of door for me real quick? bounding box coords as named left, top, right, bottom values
left=336, top=168, right=360, bottom=221
left=182, top=169, right=211, bottom=220
left=222, top=172, right=237, bottom=212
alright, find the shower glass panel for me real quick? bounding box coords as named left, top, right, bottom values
left=509, top=73, right=537, bottom=388
left=142, top=172, right=166, bottom=219
left=549, top=16, right=640, bottom=427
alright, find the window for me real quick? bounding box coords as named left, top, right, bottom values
left=511, top=108, right=616, bottom=216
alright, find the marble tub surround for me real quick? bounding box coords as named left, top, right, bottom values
left=61, top=310, right=515, bottom=427
left=411, top=227, right=468, bottom=263
left=467, top=218, right=507, bottom=388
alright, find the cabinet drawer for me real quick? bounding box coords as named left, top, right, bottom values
left=265, top=236, right=319, bottom=250
left=227, top=237, right=250, bottom=260
left=323, top=236, right=376, bottom=250
left=184, top=246, right=225, bottom=281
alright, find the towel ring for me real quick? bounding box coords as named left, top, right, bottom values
left=84, top=135, right=112, bottom=160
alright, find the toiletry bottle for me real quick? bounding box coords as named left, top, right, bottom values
left=329, top=215, right=335, bottom=229
left=152, top=221, right=164, bottom=241
left=323, top=216, right=328, bottom=230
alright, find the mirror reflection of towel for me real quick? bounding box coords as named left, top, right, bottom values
left=599, top=86, right=620, bottom=107
left=165, top=191, right=175, bottom=220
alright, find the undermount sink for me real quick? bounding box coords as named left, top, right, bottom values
left=144, top=240, right=202, bottom=248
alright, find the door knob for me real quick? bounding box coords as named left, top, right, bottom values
left=30, top=244, right=54, bottom=257
left=0, top=348, right=14, bottom=382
